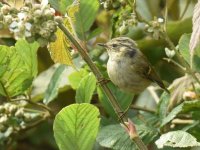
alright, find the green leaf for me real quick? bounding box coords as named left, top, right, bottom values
left=74, top=0, right=99, bottom=40
left=179, top=33, right=200, bottom=72
left=87, top=27, right=103, bottom=40
left=155, top=131, right=200, bottom=149
left=161, top=100, right=200, bottom=127
left=75, top=73, right=96, bottom=103
left=53, top=103, right=100, bottom=150
left=68, top=69, right=89, bottom=89
left=97, top=124, right=135, bottom=150
left=158, top=92, right=170, bottom=121
left=161, top=103, right=183, bottom=127
left=15, top=39, right=39, bottom=77
left=97, top=82, right=134, bottom=119
left=179, top=33, right=190, bottom=64
left=97, top=123, right=158, bottom=150
left=0, top=39, right=39, bottom=97
left=49, top=0, right=73, bottom=14
left=182, top=100, right=200, bottom=112
left=43, top=64, right=66, bottom=105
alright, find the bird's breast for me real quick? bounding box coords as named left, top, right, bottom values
left=107, top=58, right=151, bottom=93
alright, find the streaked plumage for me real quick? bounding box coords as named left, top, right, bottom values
left=99, top=37, right=167, bottom=93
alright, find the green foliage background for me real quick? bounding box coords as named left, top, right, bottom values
left=1, top=0, right=200, bottom=150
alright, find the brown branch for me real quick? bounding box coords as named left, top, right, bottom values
left=57, top=22, right=147, bottom=150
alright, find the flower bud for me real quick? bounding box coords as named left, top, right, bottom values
left=0, top=115, right=8, bottom=124
left=165, top=48, right=175, bottom=58
left=1, top=5, right=11, bottom=15
left=4, top=15, right=13, bottom=24
left=119, top=23, right=128, bottom=35
left=15, top=108, right=24, bottom=118
left=34, top=9, right=42, bottom=17
left=8, top=105, right=17, bottom=114
left=54, top=16, right=63, bottom=23
left=183, top=91, right=197, bottom=100
left=103, top=1, right=112, bottom=10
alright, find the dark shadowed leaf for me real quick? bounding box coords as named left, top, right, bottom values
left=43, top=64, right=66, bottom=104
left=97, top=82, right=134, bottom=119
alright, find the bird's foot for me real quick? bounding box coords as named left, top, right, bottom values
left=97, top=78, right=110, bottom=85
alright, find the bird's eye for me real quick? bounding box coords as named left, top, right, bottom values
left=112, top=44, right=118, bottom=48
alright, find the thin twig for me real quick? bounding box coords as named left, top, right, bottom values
left=172, top=118, right=194, bottom=124
left=130, top=105, right=156, bottom=113
left=147, top=86, right=160, bottom=104
left=163, top=58, right=186, bottom=71
left=161, top=31, right=200, bottom=85
left=180, top=0, right=191, bottom=20
left=12, top=98, right=55, bottom=117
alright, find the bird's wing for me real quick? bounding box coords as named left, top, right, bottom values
left=144, top=65, right=169, bottom=93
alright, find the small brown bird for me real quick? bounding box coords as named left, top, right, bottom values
left=98, top=37, right=168, bottom=94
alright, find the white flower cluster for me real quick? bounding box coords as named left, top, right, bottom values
left=145, top=17, right=164, bottom=40
left=0, top=101, right=41, bottom=142
left=0, top=2, right=62, bottom=46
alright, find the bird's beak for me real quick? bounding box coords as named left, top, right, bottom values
left=97, top=43, right=107, bottom=48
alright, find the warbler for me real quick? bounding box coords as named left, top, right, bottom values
left=98, top=37, right=168, bottom=94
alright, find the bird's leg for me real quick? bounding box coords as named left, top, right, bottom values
left=118, top=106, right=130, bottom=122
left=97, top=78, right=110, bottom=85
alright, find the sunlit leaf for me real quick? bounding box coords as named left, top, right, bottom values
left=15, top=39, right=39, bottom=77
left=53, top=103, right=100, bottom=150
left=68, top=69, right=89, bottom=90
left=75, top=73, right=96, bottom=103
left=48, top=19, right=73, bottom=66
left=155, top=131, right=200, bottom=149
left=0, top=39, right=39, bottom=97
left=7, top=0, right=23, bottom=8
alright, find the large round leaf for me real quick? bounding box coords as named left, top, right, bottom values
left=53, top=103, right=100, bottom=150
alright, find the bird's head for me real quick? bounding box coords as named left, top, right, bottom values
left=98, top=37, right=138, bottom=58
